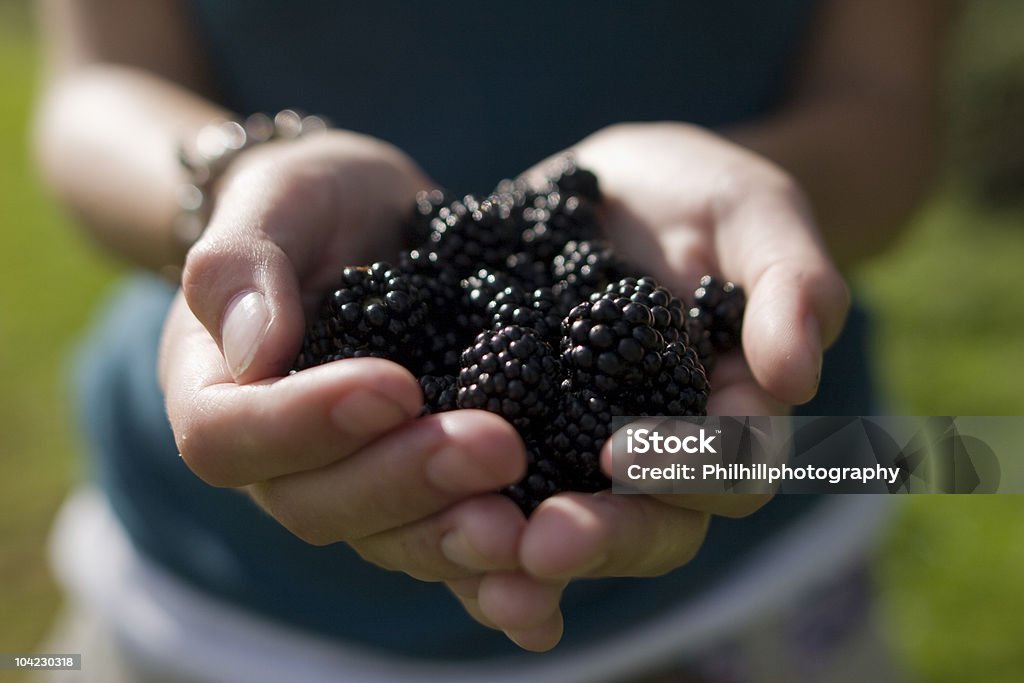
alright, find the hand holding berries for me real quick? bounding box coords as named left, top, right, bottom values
left=162, top=123, right=849, bottom=655
left=161, top=132, right=539, bottom=648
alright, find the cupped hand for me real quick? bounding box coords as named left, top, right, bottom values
left=158, top=130, right=530, bottom=635
left=475, top=122, right=851, bottom=650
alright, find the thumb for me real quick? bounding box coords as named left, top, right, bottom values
left=180, top=185, right=307, bottom=384
left=718, top=176, right=850, bottom=405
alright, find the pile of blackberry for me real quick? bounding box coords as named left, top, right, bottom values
left=293, top=159, right=745, bottom=515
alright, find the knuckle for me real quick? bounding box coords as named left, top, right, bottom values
left=644, top=507, right=710, bottom=575
left=349, top=539, right=398, bottom=572
left=716, top=158, right=808, bottom=218
left=350, top=536, right=463, bottom=583
left=361, top=545, right=397, bottom=572
left=172, top=391, right=256, bottom=488
left=819, top=267, right=852, bottom=310
left=717, top=493, right=774, bottom=519
left=180, top=238, right=226, bottom=307
left=680, top=512, right=712, bottom=563
left=255, top=482, right=337, bottom=547
left=175, top=419, right=233, bottom=487
left=595, top=121, right=635, bottom=139
left=761, top=165, right=806, bottom=205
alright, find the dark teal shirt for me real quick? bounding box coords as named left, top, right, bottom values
left=75, top=0, right=871, bottom=662
left=189, top=0, right=817, bottom=191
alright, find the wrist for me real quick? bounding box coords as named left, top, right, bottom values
left=166, top=109, right=329, bottom=280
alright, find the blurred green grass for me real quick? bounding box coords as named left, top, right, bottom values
left=857, top=199, right=1024, bottom=683
left=0, top=1, right=1022, bottom=681
left=0, top=1, right=119, bottom=668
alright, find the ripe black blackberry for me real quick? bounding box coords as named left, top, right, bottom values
left=457, top=270, right=526, bottom=337
left=397, top=249, right=465, bottom=375
left=519, top=190, right=601, bottom=261
left=685, top=316, right=717, bottom=376
left=551, top=239, right=633, bottom=314
left=553, top=239, right=628, bottom=288
left=501, top=441, right=563, bottom=516
left=561, top=296, right=665, bottom=396
left=689, top=275, right=746, bottom=352
left=625, top=341, right=709, bottom=416
left=457, top=325, right=562, bottom=433
left=488, top=287, right=563, bottom=345
left=552, top=156, right=603, bottom=204
left=545, top=391, right=618, bottom=493
left=293, top=262, right=427, bottom=371
left=504, top=250, right=555, bottom=292
left=486, top=177, right=535, bottom=226
left=419, top=374, right=458, bottom=415
left=423, top=193, right=521, bottom=275
left=599, top=276, right=687, bottom=343
left=403, top=188, right=451, bottom=249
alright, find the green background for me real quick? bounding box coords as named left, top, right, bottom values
left=1, top=1, right=1023, bottom=680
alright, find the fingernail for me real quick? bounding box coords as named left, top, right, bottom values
left=331, top=391, right=410, bottom=440
left=222, top=291, right=270, bottom=380
left=804, top=314, right=823, bottom=392
left=441, top=530, right=488, bottom=569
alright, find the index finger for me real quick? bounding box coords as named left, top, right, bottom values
left=158, top=292, right=422, bottom=487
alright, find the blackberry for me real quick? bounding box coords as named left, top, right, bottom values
left=561, top=296, right=664, bottom=395
left=423, top=193, right=521, bottom=275
left=293, top=262, right=427, bottom=371
left=397, top=249, right=465, bottom=375
left=457, top=325, right=562, bottom=433
left=489, top=287, right=563, bottom=344
left=486, top=177, right=535, bottom=225
left=505, top=250, right=555, bottom=292
left=552, top=156, right=602, bottom=204
left=553, top=240, right=629, bottom=289
left=457, top=269, right=525, bottom=336
left=545, top=391, right=618, bottom=493
left=501, top=441, right=563, bottom=516
left=685, top=316, right=717, bottom=376
left=690, top=275, right=746, bottom=352
left=519, top=190, right=600, bottom=261
left=599, top=276, right=687, bottom=343
left=419, top=374, right=458, bottom=415
left=403, top=188, right=451, bottom=250
left=551, top=239, right=633, bottom=314
left=625, top=341, right=709, bottom=416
